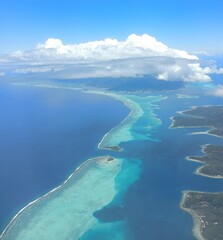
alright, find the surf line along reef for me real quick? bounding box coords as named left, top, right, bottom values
left=171, top=105, right=223, bottom=240
left=0, top=87, right=164, bottom=240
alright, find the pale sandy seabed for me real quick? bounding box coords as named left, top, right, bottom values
left=1, top=85, right=164, bottom=240
left=0, top=156, right=123, bottom=240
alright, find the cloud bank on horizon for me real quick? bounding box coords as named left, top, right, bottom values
left=211, top=85, right=223, bottom=97
left=0, top=34, right=222, bottom=82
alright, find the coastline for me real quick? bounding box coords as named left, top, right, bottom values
left=0, top=85, right=136, bottom=239
left=1, top=82, right=166, bottom=239
left=169, top=116, right=211, bottom=129
left=185, top=144, right=223, bottom=179
left=172, top=104, right=223, bottom=240
left=85, top=90, right=144, bottom=150
left=180, top=191, right=206, bottom=240
left=0, top=156, right=115, bottom=239
left=97, top=97, right=135, bottom=151
left=98, top=98, right=142, bottom=150
left=170, top=117, right=223, bottom=140
left=11, top=84, right=140, bottom=150
left=9, top=83, right=164, bottom=148
left=191, top=130, right=223, bottom=139
left=186, top=156, right=223, bottom=179
left=86, top=90, right=164, bottom=148
left=170, top=105, right=223, bottom=139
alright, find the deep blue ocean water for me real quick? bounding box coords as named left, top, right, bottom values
left=1, top=82, right=223, bottom=239
left=92, top=93, right=223, bottom=240
left=0, top=84, right=129, bottom=232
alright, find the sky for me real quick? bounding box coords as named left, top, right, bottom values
left=0, top=0, right=223, bottom=54
left=0, top=0, right=223, bottom=91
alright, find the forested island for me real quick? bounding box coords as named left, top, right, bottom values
left=188, top=144, right=223, bottom=178
left=182, top=191, right=223, bottom=240
left=171, top=105, right=223, bottom=138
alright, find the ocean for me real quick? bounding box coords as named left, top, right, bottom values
left=0, top=84, right=128, bottom=233
left=1, top=82, right=223, bottom=239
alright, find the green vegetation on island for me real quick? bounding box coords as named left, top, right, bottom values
left=171, top=105, right=223, bottom=178
left=171, top=106, right=223, bottom=138
left=182, top=192, right=223, bottom=240
left=209, top=128, right=223, bottom=138
left=188, top=144, right=223, bottom=178
left=172, top=105, right=223, bottom=240
left=103, top=146, right=123, bottom=152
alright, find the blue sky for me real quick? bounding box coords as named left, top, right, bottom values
left=0, top=0, right=222, bottom=54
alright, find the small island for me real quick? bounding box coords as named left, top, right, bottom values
left=106, top=156, right=114, bottom=161
left=181, top=191, right=223, bottom=240
left=103, top=146, right=123, bottom=152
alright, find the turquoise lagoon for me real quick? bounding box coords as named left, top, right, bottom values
left=87, top=91, right=164, bottom=149
left=1, top=157, right=122, bottom=240
left=2, top=82, right=223, bottom=239
left=0, top=84, right=128, bottom=235
left=0, top=85, right=163, bottom=240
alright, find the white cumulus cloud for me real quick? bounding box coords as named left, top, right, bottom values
left=0, top=34, right=220, bottom=82
left=211, top=85, right=223, bottom=97
left=22, top=34, right=198, bottom=61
